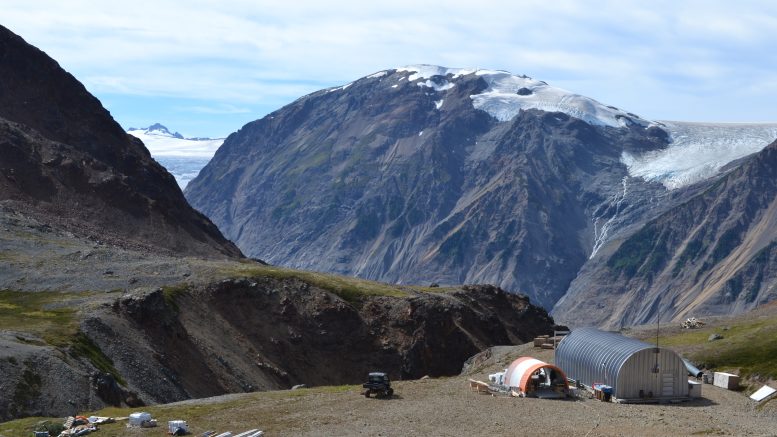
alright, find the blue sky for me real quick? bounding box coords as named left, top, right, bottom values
left=3, top=0, right=777, bottom=137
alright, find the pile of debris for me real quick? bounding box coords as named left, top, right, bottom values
left=33, top=416, right=116, bottom=437
left=532, top=330, right=569, bottom=349
left=681, top=317, right=705, bottom=329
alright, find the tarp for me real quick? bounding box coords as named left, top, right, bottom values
left=750, top=385, right=776, bottom=402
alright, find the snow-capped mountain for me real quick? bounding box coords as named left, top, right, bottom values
left=392, top=66, right=777, bottom=190
left=394, top=65, right=651, bottom=127
left=127, top=123, right=224, bottom=187
left=186, top=64, right=777, bottom=327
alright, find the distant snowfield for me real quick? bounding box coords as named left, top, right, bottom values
left=622, top=122, right=777, bottom=190
left=127, top=129, right=223, bottom=157
left=127, top=126, right=223, bottom=188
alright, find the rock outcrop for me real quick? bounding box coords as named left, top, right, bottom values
left=1, top=276, right=555, bottom=420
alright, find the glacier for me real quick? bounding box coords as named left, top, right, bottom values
left=127, top=124, right=223, bottom=188
left=622, top=121, right=777, bottom=190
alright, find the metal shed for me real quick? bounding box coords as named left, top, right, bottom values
left=555, top=328, right=688, bottom=401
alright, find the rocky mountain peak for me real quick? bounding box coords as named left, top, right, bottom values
left=0, top=24, right=241, bottom=258
left=144, top=123, right=184, bottom=139
left=186, top=64, right=777, bottom=323
left=392, top=64, right=652, bottom=127
left=185, top=64, right=670, bottom=309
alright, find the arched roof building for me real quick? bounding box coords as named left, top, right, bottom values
left=504, top=356, right=568, bottom=398
left=555, top=328, right=688, bottom=402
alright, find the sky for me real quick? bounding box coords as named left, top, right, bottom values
left=3, top=0, right=777, bottom=138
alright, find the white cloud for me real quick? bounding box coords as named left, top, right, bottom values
left=2, top=0, right=776, bottom=124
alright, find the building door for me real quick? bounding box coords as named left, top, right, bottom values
left=662, top=373, right=674, bottom=396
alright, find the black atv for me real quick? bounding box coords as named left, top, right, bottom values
left=362, top=372, right=394, bottom=398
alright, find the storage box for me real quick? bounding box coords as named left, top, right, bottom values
left=128, top=412, right=152, bottom=427
left=713, top=372, right=739, bottom=390
left=169, top=420, right=189, bottom=434
left=688, top=380, right=702, bottom=398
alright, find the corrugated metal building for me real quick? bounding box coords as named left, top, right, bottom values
left=555, top=328, right=688, bottom=401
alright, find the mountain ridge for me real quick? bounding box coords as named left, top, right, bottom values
left=185, top=66, right=671, bottom=309
left=554, top=138, right=777, bottom=328
left=0, top=24, right=241, bottom=258
left=186, top=64, right=777, bottom=322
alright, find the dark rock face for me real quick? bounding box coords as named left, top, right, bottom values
left=186, top=69, right=668, bottom=309
left=81, top=279, right=553, bottom=406
left=554, top=140, right=777, bottom=328
left=0, top=25, right=241, bottom=258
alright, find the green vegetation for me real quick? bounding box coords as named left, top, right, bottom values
left=10, top=368, right=42, bottom=418
left=705, top=227, right=743, bottom=268
left=607, top=224, right=669, bottom=279
left=0, top=290, right=126, bottom=384
left=656, top=316, right=777, bottom=381
left=161, top=283, right=190, bottom=312
left=213, top=260, right=460, bottom=303
left=69, top=332, right=125, bottom=386
left=218, top=262, right=409, bottom=302
left=672, top=238, right=705, bottom=276
left=350, top=209, right=381, bottom=242
left=0, top=384, right=361, bottom=437
left=0, top=290, right=86, bottom=346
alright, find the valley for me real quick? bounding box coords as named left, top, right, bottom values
left=2, top=12, right=777, bottom=434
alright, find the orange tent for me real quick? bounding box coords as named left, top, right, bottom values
left=503, top=356, right=568, bottom=395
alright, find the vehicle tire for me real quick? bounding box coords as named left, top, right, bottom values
left=364, top=391, right=370, bottom=398
left=387, top=388, right=394, bottom=397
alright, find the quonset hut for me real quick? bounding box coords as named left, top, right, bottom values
left=555, top=328, right=689, bottom=402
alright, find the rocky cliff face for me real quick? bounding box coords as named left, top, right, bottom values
left=186, top=67, right=670, bottom=309
left=1, top=275, right=554, bottom=420
left=0, top=25, right=240, bottom=258
left=554, top=140, right=777, bottom=328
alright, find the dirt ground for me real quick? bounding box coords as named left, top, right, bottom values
left=21, top=342, right=773, bottom=437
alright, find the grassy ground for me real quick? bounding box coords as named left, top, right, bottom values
left=632, top=303, right=777, bottom=383
left=208, top=260, right=458, bottom=303
left=0, top=290, right=90, bottom=346
left=0, top=385, right=357, bottom=437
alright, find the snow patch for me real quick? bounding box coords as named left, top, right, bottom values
left=396, top=64, right=649, bottom=128
left=621, top=121, right=777, bottom=189
left=367, top=70, right=387, bottom=79
left=418, top=79, right=454, bottom=91
left=328, top=82, right=353, bottom=92
left=391, top=84, right=398, bottom=88
left=418, top=131, right=424, bottom=136
left=435, top=99, right=444, bottom=109
left=470, top=72, right=649, bottom=127
left=396, top=64, right=476, bottom=81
